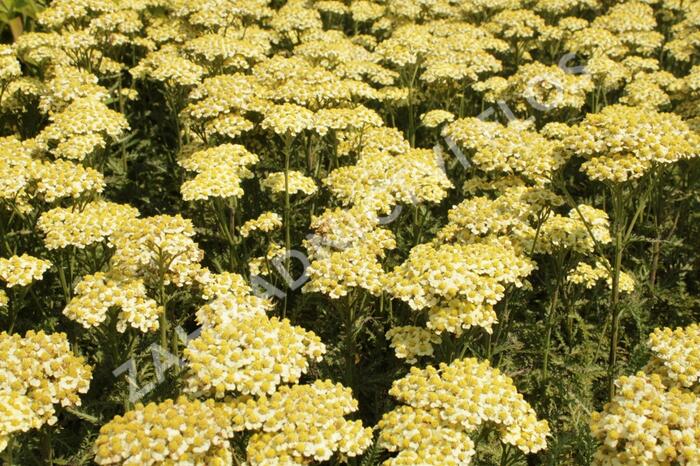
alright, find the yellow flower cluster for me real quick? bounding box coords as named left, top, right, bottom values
left=35, top=96, right=129, bottom=159
left=94, top=396, right=234, bottom=466
left=437, top=185, right=560, bottom=245
left=6, top=0, right=700, bottom=463
left=38, top=201, right=139, bottom=250
left=590, top=373, right=700, bottom=465
left=486, top=9, right=546, bottom=43
left=303, top=206, right=396, bottom=298
left=593, top=1, right=663, bottom=56
left=195, top=270, right=254, bottom=301
left=240, top=212, right=283, bottom=238
left=375, top=22, right=504, bottom=84
left=34, top=159, right=106, bottom=203
left=0, top=254, right=51, bottom=288
left=204, top=113, right=255, bottom=140
left=584, top=54, right=631, bottom=92
left=385, top=238, right=534, bottom=334
left=568, top=261, right=635, bottom=293
left=531, top=205, right=612, bottom=255
left=108, top=214, right=204, bottom=287
left=261, top=102, right=316, bottom=136
left=228, top=380, right=373, bottom=464
left=664, top=2, right=700, bottom=63
left=184, top=73, right=265, bottom=126
left=0, top=393, right=37, bottom=453
left=385, top=326, right=442, bottom=364
left=0, top=137, right=35, bottom=203
left=566, top=26, right=627, bottom=59
left=248, top=242, right=286, bottom=278
left=325, top=147, right=452, bottom=214
left=130, top=47, right=205, bottom=87
left=379, top=358, right=550, bottom=464
left=252, top=55, right=347, bottom=106
left=313, top=105, right=384, bottom=135
left=379, top=405, right=476, bottom=466
left=563, top=105, right=700, bottom=183
left=63, top=272, right=162, bottom=333
left=193, top=269, right=276, bottom=330
left=336, top=125, right=410, bottom=158
left=179, top=144, right=259, bottom=201
left=0, top=290, right=7, bottom=308
left=493, top=62, right=594, bottom=112
left=38, top=65, right=108, bottom=114
left=261, top=170, right=318, bottom=196
left=646, top=324, right=700, bottom=389
left=0, top=44, right=20, bottom=83
left=194, top=288, right=272, bottom=330
left=0, top=119, right=106, bottom=207
left=420, top=110, right=455, bottom=128
left=0, top=330, right=92, bottom=446
left=620, top=74, right=672, bottom=109
left=184, top=31, right=271, bottom=67
left=184, top=314, right=326, bottom=397
left=442, top=117, right=565, bottom=184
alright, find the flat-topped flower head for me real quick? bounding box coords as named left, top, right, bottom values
left=227, top=380, right=373, bottom=464
left=108, top=214, right=204, bottom=287
left=386, top=326, right=442, bottom=364
left=0, top=394, right=39, bottom=454
left=130, top=47, right=205, bottom=87
left=303, top=205, right=396, bottom=298
left=240, top=212, right=283, bottom=238
left=529, top=205, right=612, bottom=255
left=63, top=272, right=162, bottom=333
left=0, top=137, right=36, bottom=202
left=379, top=357, right=549, bottom=464
left=325, top=147, right=453, bottom=215
left=38, top=66, right=108, bottom=114
left=38, top=201, right=139, bottom=250
left=500, top=62, right=594, bottom=112
left=260, top=103, right=316, bottom=136
left=567, top=260, right=635, bottom=293
left=35, top=96, right=129, bottom=155
left=0, top=254, right=52, bottom=288
left=179, top=143, right=259, bottom=201
left=564, top=105, right=700, bottom=183
left=33, top=159, right=106, bottom=202
left=94, top=397, right=234, bottom=465
left=384, top=237, right=534, bottom=334
left=645, top=324, right=700, bottom=389
left=0, top=331, right=92, bottom=433
left=313, top=105, right=384, bottom=135
left=184, top=313, right=326, bottom=397
left=261, top=170, right=317, bottom=196
left=442, top=117, right=565, bottom=185
left=0, top=44, right=21, bottom=83
left=420, top=109, right=455, bottom=128
left=591, top=373, right=700, bottom=465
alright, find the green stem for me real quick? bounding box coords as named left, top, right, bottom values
left=542, top=251, right=565, bottom=385
left=6, top=287, right=26, bottom=334
left=157, top=251, right=168, bottom=352
left=607, top=215, right=624, bottom=400
left=343, top=293, right=359, bottom=395
left=542, top=283, right=560, bottom=385
left=2, top=437, right=13, bottom=465
left=405, top=63, right=421, bottom=147
left=40, top=429, right=53, bottom=466
left=56, top=253, right=71, bottom=304
left=282, top=136, right=293, bottom=317
left=118, top=74, right=127, bottom=174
